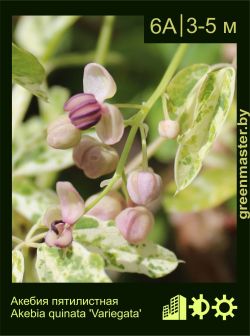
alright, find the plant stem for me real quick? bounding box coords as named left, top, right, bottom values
left=25, top=222, right=42, bottom=241
left=161, top=93, right=170, bottom=119
left=86, top=44, right=188, bottom=212
left=121, top=170, right=129, bottom=203
left=116, top=123, right=139, bottom=175
left=115, top=103, right=143, bottom=109
left=12, top=236, right=23, bottom=244
left=95, top=16, right=115, bottom=65
left=14, top=232, right=46, bottom=251
left=116, top=43, right=188, bottom=175
left=113, top=137, right=166, bottom=190
left=143, top=44, right=188, bottom=116
left=126, top=137, right=166, bottom=174
left=140, top=125, right=148, bottom=170
left=84, top=174, right=119, bottom=213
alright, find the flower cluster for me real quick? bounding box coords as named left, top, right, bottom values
left=45, top=63, right=178, bottom=248
left=47, top=63, right=124, bottom=179
left=47, top=63, right=124, bottom=149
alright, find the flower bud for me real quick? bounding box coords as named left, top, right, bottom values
left=158, top=120, right=180, bottom=139
left=47, top=115, right=81, bottom=149
left=64, top=93, right=103, bottom=130
left=86, top=191, right=125, bottom=221
left=96, top=104, right=124, bottom=145
left=127, top=169, right=162, bottom=206
left=116, top=206, right=154, bottom=244
left=73, top=135, right=119, bottom=179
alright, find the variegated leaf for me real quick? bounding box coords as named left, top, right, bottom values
left=12, top=250, right=24, bottom=283
left=12, top=179, right=57, bottom=222
left=36, top=242, right=111, bottom=283
left=74, top=217, right=179, bottom=278
left=14, top=145, right=73, bottom=177
left=167, top=63, right=210, bottom=131
left=174, top=66, right=235, bottom=192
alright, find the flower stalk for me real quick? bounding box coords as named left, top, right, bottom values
left=85, top=44, right=188, bottom=212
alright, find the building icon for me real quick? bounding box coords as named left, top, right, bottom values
left=162, top=295, right=187, bottom=320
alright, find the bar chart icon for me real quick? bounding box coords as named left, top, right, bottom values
left=162, top=295, right=187, bottom=320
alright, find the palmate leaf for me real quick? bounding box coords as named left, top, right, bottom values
left=74, top=217, right=179, bottom=278
left=12, top=250, right=24, bottom=283
left=12, top=43, right=48, bottom=101
left=36, top=242, right=111, bottom=283
left=174, top=66, right=235, bottom=192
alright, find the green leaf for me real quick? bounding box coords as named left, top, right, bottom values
left=74, top=217, right=179, bottom=278
left=12, top=179, right=57, bottom=222
left=174, top=66, right=235, bottom=192
left=12, top=250, right=24, bottom=283
left=163, top=165, right=236, bottom=213
left=36, top=242, right=111, bottom=283
left=15, top=16, right=79, bottom=60
left=12, top=43, right=48, bottom=101
left=167, top=64, right=210, bottom=134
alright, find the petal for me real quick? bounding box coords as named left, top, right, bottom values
left=64, top=93, right=95, bottom=112
left=45, top=230, right=58, bottom=247
left=47, top=115, right=81, bottom=149
left=83, top=63, right=116, bottom=102
left=96, top=104, right=124, bottom=145
left=42, top=206, right=62, bottom=228
left=55, top=228, right=73, bottom=248
left=56, top=182, right=84, bottom=224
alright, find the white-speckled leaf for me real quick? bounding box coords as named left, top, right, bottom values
left=13, top=179, right=57, bottom=222
left=174, top=66, right=235, bottom=192
left=12, top=250, right=24, bottom=283
left=14, top=145, right=73, bottom=177
left=167, top=64, right=210, bottom=135
left=36, top=242, right=111, bottom=283
left=13, top=116, right=73, bottom=176
left=74, top=217, right=179, bottom=278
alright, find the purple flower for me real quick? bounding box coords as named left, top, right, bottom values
left=43, top=182, right=84, bottom=248
left=64, top=63, right=124, bottom=143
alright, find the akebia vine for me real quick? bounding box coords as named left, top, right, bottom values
left=12, top=17, right=236, bottom=283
